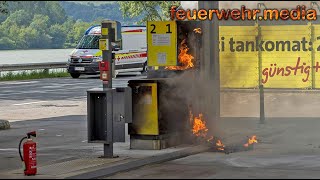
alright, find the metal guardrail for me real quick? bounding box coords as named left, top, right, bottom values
left=0, top=62, right=67, bottom=71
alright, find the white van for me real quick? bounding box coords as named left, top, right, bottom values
left=67, top=25, right=147, bottom=78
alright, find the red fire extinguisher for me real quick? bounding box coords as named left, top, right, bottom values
left=19, top=131, right=37, bottom=176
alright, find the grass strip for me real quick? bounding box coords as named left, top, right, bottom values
left=0, top=69, right=69, bottom=81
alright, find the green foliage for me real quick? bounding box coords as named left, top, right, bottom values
left=0, top=1, right=149, bottom=50
left=1, top=9, right=31, bottom=26
left=119, top=1, right=180, bottom=24
left=59, top=1, right=142, bottom=25
left=0, top=1, right=96, bottom=50
left=48, top=24, right=67, bottom=48
left=0, top=1, right=8, bottom=14
left=0, top=37, right=15, bottom=49
left=45, top=2, right=67, bottom=24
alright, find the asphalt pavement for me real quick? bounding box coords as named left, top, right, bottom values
left=0, top=74, right=146, bottom=122
left=104, top=116, right=320, bottom=179
left=0, top=74, right=144, bottom=101
left=106, top=151, right=320, bottom=179
left=0, top=74, right=146, bottom=174
left=2, top=74, right=320, bottom=178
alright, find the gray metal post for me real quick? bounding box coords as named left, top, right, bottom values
left=259, top=85, right=265, bottom=124
left=257, top=4, right=265, bottom=125
left=198, top=1, right=220, bottom=133
left=101, top=22, right=114, bottom=158
left=102, top=22, right=113, bottom=89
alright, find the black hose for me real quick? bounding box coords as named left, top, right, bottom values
left=18, top=137, right=27, bottom=162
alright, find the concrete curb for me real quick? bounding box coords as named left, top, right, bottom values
left=0, top=120, right=10, bottom=130
left=66, top=145, right=210, bottom=179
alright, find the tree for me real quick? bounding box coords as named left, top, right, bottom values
left=45, top=2, right=67, bottom=24
left=72, top=21, right=95, bottom=44
left=0, top=37, right=15, bottom=49
left=0, top=1, right=8, bottom=14
left=1, top=10, right=31, bottom=26
left=0, top=1, right=152, bottom=49
left=29, top=14, right=50, bottom=33
left=23, top=26, right=52, bottom=49
left=118, top=1, right=180, bottom=24
left=48, top=24, right=67, bottom=48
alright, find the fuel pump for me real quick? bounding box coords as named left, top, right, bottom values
left=19, top=131, right=37, bottom=176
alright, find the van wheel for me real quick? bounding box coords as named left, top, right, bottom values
left=70, top=73, right=80, bottom=78
left=141, top=62, right=148, bottom=75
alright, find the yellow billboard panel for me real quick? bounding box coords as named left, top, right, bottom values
left=219, top=25, right=312, bottom=89
left=220, top=26, right=259, bottom=88
left=313, top=25, right=320, bottom=88
left=260, top=25, right=312, bottom=88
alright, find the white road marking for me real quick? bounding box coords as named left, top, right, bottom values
left=13, top=101, right=48, bottom=106
left=0, top=81, right=39, bottom=85
left=0, top=86, right=91, bottom=96
left=0, top=148, right=18, bottom=151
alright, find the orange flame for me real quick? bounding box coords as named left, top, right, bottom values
left=193, top=28, right=202, bottom=34
left=216, top=139, right=225, bottom=151
left=165, top=39, right=194, bottom=70
left=192, top=113, right=208, bottom=137
left=244, top=135, right=258, bottom=147
left=189, top=110, right=225, bottom=152
left=189, top=109, right=258, bottom=152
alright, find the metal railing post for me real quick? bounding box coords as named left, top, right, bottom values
left=259, top=84, right=265, bottom=124
left=310, top=21, right=315, bottom=89
left=257, top=3, right=265, bottom=124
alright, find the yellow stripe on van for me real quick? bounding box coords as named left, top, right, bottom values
left=95, top=51, right=146, bottom=61
left=94, top=50, right=102, bottom=57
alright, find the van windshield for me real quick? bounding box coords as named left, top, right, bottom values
left=76, top=35, right=101, bottom=49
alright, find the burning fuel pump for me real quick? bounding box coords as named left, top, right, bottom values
left=128, top=17, right=258, bottom=152
left=127, top=20, right=203, bottom=150
left=128, top=1, right=258, bottom=153
left=18, top=131, right=37, bottom=176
